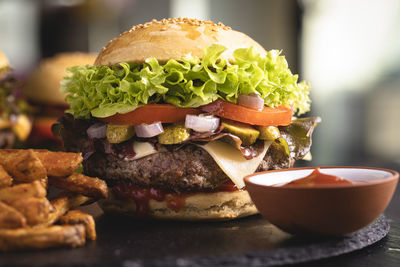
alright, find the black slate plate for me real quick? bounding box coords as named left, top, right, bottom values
left=1, top=214, right=389, bottom=266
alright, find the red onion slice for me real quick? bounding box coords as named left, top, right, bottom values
left=134, top=122, right=164, bottom=138
left=103, top=140, right=113, bottom=154
left=87, top=123, right=107, bottom=139
left=238, top=93, right=265, bottom=111
left=185, top=114, right=220, bottom=133
left=83, top=151, right=94, bottom=160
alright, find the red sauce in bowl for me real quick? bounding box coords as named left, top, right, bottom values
left=284, top=168, right=352, bottom=187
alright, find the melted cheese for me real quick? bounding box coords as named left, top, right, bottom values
left=132, top=141, right=158, bottom=160
left=198, top=140, right=272, bottom=189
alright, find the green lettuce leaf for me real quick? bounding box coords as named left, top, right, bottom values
left=61, top=44, right=311, bottom=119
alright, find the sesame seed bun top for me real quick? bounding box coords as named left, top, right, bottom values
left=95, top=18, right=266, bottom=66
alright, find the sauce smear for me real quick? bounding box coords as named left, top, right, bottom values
left=112, top=180, right=242, bottom=217
left=167, top=196, right=187, bottom=213
left=216, top=180, right=240, bottom=192
left=284, top=168, right=352, bottom=187
left=113, top=184, right=166, bottom=217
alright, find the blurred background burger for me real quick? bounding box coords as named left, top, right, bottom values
left=24, top=52, right=96, bottom=148
left=0, top=51, right=31, bottom=148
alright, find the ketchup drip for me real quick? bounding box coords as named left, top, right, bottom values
left=113, top=184, right=165, bottom=218
left=166, top=196, right=186, bottom=213
left=149, top=187, right=165, bottom=201
left=216, top=180, right=241, bottom=192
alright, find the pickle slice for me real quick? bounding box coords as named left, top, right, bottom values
left=257, top=125, right=280, bottom=141
left=106, top=124, right=135, bottom=144
left=158, top=123, right=190, bottom=145
left=221, top=120, right=259, bottom=146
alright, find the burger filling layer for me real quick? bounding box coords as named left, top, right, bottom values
left=56, top=114, right=320, bottom=193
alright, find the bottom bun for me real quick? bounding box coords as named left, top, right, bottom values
left=99, top=190, right=259, bottom=221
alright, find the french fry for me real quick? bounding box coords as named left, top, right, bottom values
left=0, top=225, right=86, bottom=251
left=49, top=173, right=108, bottom=199
left=35, top=193, right=91, bottom=228
left=40, top=176, right=48, bottom=190
left=59, top=210, right=96, bottom=241
left=34, top=150, right=82, bottom=177
left=0, top=165, right=12, bottom=188
left=9, top=197, right=54, bottom=226
left=0, top=149, right=47, bottom=183
left=0, top=180, right=46, bottom=204
left=0, top=202, right=27, bottom=229
left=0, top=149, right=101, bottom=252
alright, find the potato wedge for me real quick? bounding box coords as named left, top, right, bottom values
left=0, top=149, right=47, bottom=183
left=0, top=181, right=46, bottom=204
left=0, top=149, right=99, bottom=252
left=34, top=150, right=82, bottom=177
left=0, top=202, right=27, bottom=229
left=49, top=173, right=108, bottom=199
left=0, top=165, right=12, bottom=188
left=40, top=176, right=48, bottom=190
left=9, top=197, right=54, bottom=226
left=0, top=224, right=86, bottom=251
left=35, top=193, right=91, bottom=228
left=59, top=210, right=96, bottom=241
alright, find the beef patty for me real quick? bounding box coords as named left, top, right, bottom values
left=58, top=114, right=293, bottom=193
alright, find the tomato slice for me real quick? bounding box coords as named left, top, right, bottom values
left=32, top=117, right=58, bottom=140
left=99, top=104, right=201, bottom=125
left=200, top=100, right=292, bottom=126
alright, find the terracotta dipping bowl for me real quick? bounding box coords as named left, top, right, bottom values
left=244, top=167, right=399, bottom=236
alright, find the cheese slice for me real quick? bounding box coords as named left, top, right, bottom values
left=198, top=140, right=272, bottom=189
left=302, top=151, right=312, bottom=161
left=131, top=141, right=158, bottom=160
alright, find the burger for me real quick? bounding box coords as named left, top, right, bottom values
left=0, top=51, right=32, bottom=148
left=24, top=52, right=96, bottom=146
left=56, top=18, right=320, bottom=220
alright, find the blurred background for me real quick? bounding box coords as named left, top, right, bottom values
left=1, top=0, right=400, bottom=168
